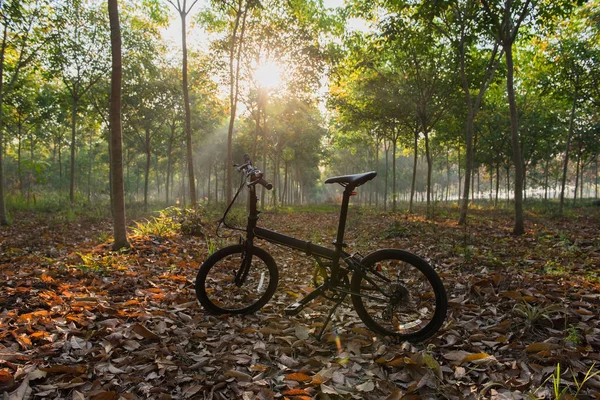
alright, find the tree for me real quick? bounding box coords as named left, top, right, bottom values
left=480, top=0, right=582, bottom=234
left=50, top=0, right=110, bottom=206
left=108, top=0, right=129, bottom=250
left=0, top=0, right=52, bottom=224
left=165, top=0, right=199, bottom=206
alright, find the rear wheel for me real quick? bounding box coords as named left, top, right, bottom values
left=350, top=249, right=447, bottom=342
left=195, top=244, right=278, bottom=314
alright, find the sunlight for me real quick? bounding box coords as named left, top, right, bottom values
left=255, top=61, right=282, bottom=89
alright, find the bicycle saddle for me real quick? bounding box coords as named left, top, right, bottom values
left=324, top=171, right=377, bottom=189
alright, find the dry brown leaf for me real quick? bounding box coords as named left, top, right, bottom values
left=39, top=365, right=87, bottom=375
left=525, top=343, right=562, bottom=352
left=90, top=392, right=119, bottom=400
left=132, top=323, right=160, bottom=340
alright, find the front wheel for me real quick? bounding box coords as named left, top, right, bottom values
left=195, top=244, right=278, bottom=314
left=351, top=249, right=447, bottom=342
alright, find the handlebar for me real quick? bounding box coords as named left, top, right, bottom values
left=234, top=154, right=273, bottom=191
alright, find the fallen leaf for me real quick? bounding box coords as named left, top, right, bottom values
left=525, top=343, right=562, bottom=352
left=285, top=372, right=312, bottom=382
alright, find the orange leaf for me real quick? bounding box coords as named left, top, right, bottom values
left=285, top=372, right=312, bottom=382
left=282, top=388, right=310, bottom=396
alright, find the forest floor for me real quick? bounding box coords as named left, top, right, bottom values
left=1, top=203, right=600, bottom=400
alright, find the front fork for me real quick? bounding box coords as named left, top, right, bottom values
left=235, top=185, right=259, bottom=287
left=234, top=239, right=254, bottom=286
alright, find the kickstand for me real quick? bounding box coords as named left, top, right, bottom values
left=316, top=293, right=347, bottom=341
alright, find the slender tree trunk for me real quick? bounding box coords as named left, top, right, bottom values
left=108, top=0, right=129, bottom=249
left=70, top=95, right=79, bottom=206
left=544, top=147, right=550, bottom=201
left=144, top=130, right=151, bottom=212
left=459, top=75, right=474, bottom=223
left=457, top=147, right=462, bottom=203
left=446, top=148, right=450, bottom=202
left=573, top=148, right=581, bottom=206
left=0, top=24, right=7, bottom=225
left=595, top=155, right=598, bottom=199
left=495, top=164, right=500, bottom=208
left=424, top=129, right=432, bottom=219
left=282, top=160, right=288, bottom=207
left=180, top=11, right=196, bottom=206
left=227, top=1, right=249, bottom=204
left=392, top=134, right=397, bottom=213
left=409, top=132, right=418, bottom=214
left=375, top=137, right=380, bottom=207
left=505, top=44, right=525, bottom=234
left=489, top=164, right=493, bottom=201
left=88, top=128, right=93, bottom=203
left=506, top=165, right=510, bottom=203
left=17, top=131, right=22, bottom=197
left=165, top=123, right=175, bottom=206
left=214, top=162, right=218, bottom=204
left=384, top=140, right=389, bottom=211
left=560, top=88, right=577, bottom=214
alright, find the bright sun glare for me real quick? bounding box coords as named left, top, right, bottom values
left=255, top=61, right=282, bottom=89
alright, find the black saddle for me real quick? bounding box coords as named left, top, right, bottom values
left=324, top=171, right=377, bottom=190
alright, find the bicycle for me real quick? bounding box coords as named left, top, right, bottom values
left=195, top=154, right=447, bottom=342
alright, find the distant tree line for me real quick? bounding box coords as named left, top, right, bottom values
left=0, top=0, right=598, bottom=235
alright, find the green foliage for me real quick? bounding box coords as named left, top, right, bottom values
left=74, top=252, right=119, bottom=275
left=131, top=212, right=179, bottom=238
left=529, top=363, right=599, bottom=400
left=381, top=220, right=409, bottom=239
left=513, top=300, right=558, bottom=329
left=162, top=206, right=208, bottom=237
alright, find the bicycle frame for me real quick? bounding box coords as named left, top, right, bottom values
left=242, top=179, right=354, bottom=286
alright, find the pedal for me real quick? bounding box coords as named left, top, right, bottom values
left=284, top=302, right=304, bottom=316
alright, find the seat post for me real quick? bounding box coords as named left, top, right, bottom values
left=334, top=186, right=353, bottom=253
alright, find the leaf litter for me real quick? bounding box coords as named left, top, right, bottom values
left=0, top=207, right=599, bottom=399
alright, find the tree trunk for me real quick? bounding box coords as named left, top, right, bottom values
left=108, top=0, right=129, bottom=249
left=495, top=164, right=500, bottom=208
left=88, top=128, right=93, bottom=203
left=560, top=87, right=577, bottom=214
left=544, top=146, right=550, bottom=201
left=594, top=156, right=598, bottom=199
left=424, top=128, right=433, bottom=218
left=505, top=43, right=525, bottom=234
left=226, top=0, right=249, bottom=204
left=144, top=129, right=151, bottom=212
left=70, top=95, right=79, bottom=206
left=0, top=23, right=8, bottom=225
left=457, top=147, right=462, bottom=203
left=17, top=128, right=22, bottom=197
left=573, top=147, right=581, bottom=206
left=180, top=11, right=196, bottom=206
left=384, top=140, right=389, bottom=211
left=375, top=137, right=380, bottom=207
left=446, top=148, right=450, bottom=202
left=392, top=134, right=397, bottom=213
left=409, top=132, right=418, bottom=214
left=165, top=123, right=175, bottom=206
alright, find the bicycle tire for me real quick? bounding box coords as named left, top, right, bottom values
left=350, top=249, right=447, bottom=342
left=195, top=244, right=279, bottom=314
